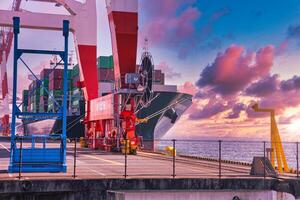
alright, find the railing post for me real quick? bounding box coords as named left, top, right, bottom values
left=73, top=138, right=77, bottom=179
left=263, top=141, right=266, bottom=179
left=124, top=139, right=128, bottom=179
left=218, top=140, right=222, bottom=179
left=297, top=142, right=299, bottom=178
left=172, top=139, right=176, bottom=178
left=18, top=137, right=23, bottom=180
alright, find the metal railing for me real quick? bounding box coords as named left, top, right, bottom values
left=0, top=137, right=299, bottom=180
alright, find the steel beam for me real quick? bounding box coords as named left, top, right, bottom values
left=0, top=10, right=72, bottom=31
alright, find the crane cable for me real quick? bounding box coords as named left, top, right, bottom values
left=136, top=96, right=191, bottom=125
left=52, top=113, right=85, bottom=134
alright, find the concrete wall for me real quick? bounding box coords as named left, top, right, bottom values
left=0, top=178, right=300, bottom=200
left=107, top=190, right=295, bottom=200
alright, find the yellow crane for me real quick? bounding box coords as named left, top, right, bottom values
left=252, top=103, right=289, bottom=173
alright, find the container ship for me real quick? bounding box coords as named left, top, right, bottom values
left=21, top=55, right=192, bottom=148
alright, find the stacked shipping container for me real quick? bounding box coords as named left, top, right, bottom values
left=22, top=90, right=28, bottom=112
left=39, top=69, right=51, bottom=112
left=48, top=69, right=72, bottom=112
left=154, top=69, right=165, bottom=85
left=70, top=64, right=84, bottom=115
left=28, top=81, right=40, bottom=112
left=98, top=56, right=114, bottom=82
left=21, top=55, right=165, bottom=115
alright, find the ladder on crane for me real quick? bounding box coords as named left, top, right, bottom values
left=9, top=17, right=70, bottom=173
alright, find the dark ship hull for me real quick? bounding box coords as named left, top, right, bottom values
left=23, top=91, right=192, bottom=145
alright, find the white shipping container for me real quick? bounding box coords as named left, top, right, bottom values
left=153, top=85, right=177, bottom=92
left=98, top=82, right=114, bottom=96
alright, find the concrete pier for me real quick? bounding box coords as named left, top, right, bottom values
left=0, top=178, right=300, bottom=199
left=107, top=190, right=295, bottom=200
left=1, top=141, right=300, bottom=199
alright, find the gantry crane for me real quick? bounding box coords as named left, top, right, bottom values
left=252, top=103, right=289, bottom=173
left=0, top=0, right=22, bottom=136
left=0, top=0, right=150, bottom=171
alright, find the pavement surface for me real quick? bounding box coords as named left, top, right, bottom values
left=0, top=140, right=297, bottom=180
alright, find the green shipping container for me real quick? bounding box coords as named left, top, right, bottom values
left=22, top=90, right=29, bottom=97
left=30, top=103, right=39, bottom=113
left=97, top=56, right=114, bottom=69
left=72, top=64, right=80, bottom=77
left=22, top=105, right=28, bottom=112
left=49, top=90, right=64, bottom=96
left=22, top=90, right=29, bottom=106
left=31, top=95, right=40, bottom=103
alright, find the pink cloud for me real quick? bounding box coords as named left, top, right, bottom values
left=141, top=6, right=200, bottom=45
left=140, top=0, right=201, bottom=57
left=178, top=81, right=197, bottom=95
left=245, top=75, right=279, bottom=97
left=196, top=44, right=274, bottom=96
left=275, top=40, right=289, bottom=56
left=246, top=75, right=300, bottom=114
left=157, top=62, right=181, bottom=79
left=189, top=98, right=233, bottom=120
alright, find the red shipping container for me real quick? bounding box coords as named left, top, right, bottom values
left=154, top=70, right=165, bottom=84
left=39, top=96, right=48, bottom=105
left=27, top=96, right=31, bottom=107
left=40, top=69, right=52, bottom=79
left=49, top=69, right=64, bottom=80
left=49, top=78, right=63, bottom=90
left=90, top=94, right=114, bottom=121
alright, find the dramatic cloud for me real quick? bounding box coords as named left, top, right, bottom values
left=157, top=62, right=181, bottom=79
left=189, top=44, right=300, bottom=121
left=259, top=91, right=300, bottom=113
left=226, top=103, right=246, bottom=119
left=196, top=44, right=274, bottom=96
left=280, top=75, right=300, bottom=91
left=189, top=98, right=233, bottom=120
left=245, top=75, right=279, bottom=97
left=246, top=75, right=300, bottom=114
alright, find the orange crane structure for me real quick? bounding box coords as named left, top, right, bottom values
left=252, top=103, right=289, bottom=173
left=0, top=0, right=22, bottom=136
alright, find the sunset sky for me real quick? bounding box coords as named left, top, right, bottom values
left=1, top=0, right=300, bottom=141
